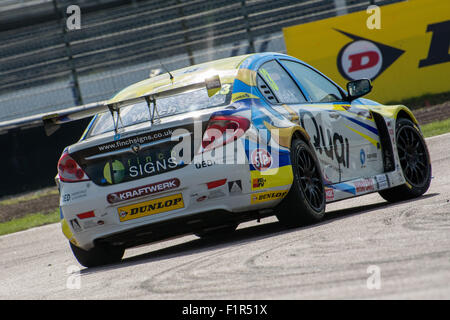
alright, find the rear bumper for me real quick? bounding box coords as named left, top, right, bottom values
left=59, top=160, right=291, bottom=250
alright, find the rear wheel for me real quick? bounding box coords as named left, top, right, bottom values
left=276, top=139, right=325, bottom=227
left=379, top=118, right=431, bottom=202
left=70, top=242, right=124, bottom=268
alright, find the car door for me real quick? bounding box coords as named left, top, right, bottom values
left=255, top=59, right=341, bottom=184
left=279, top=59, right=384, bottom=183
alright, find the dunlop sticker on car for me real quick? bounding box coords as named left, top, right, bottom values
left=251, top=190, right=288, bottom=204
left=117, top=193, right=184, bottom=222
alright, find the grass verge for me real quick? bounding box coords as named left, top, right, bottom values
left=421, top=118, right=450, bottom=138
left=0, top=187, right=58, bottom=206
left=0, top=209, right=60, bottom=236
left=386, top=91, right=450, bottom=110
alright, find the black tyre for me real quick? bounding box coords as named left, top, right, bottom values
left=70, top=242, right=124, bottom=268
left=276, top=138, right=326, bottom=227
left=379, top=118, right=431, bottom=202
left=195, top=224, right=238, bottom=239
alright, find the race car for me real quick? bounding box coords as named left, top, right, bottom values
left=50, top=52, right=431, bottom=267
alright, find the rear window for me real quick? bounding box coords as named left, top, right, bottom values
left=88, top=84, right=232, bottom=136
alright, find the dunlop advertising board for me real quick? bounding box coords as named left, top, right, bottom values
left=283, top=0, right=450, bottom=103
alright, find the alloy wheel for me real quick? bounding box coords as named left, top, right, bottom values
left=396, top=125, right=430, bottom=187
left=295, top=146, right=324, bottom=211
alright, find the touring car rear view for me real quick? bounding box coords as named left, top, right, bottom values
left=47, top=53, right=431, bottom=267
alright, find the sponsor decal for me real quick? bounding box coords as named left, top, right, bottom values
left=284, top=0, right=450, bottom=103
left=117, top=193, right=184, bottom=222
left=103, top=160, right=125, bottom=184
left=375, top=174, right=389, bottom=190
left=62, top=189, right=88, bottom=203
left=251, top=190, right=288, bottom=204
left=96, top=128, right=174, bottom=153
left=300, top=110, right=350, bottom=169
left=206, top=179, right=227, bottom=189
left=76, top=211, right=95, bottom=219
left=336, top=30, right=404, bottom=81
left=228, top=180, right=242, bottom=194
left=74, top=124, right=194, bottom=184
left=251, top=166, right=294, bottom=191
left=182, top=66, right=203, bottom=74
left=231, top=92, right=260, bottom=102
left=322, top=163, right=341, bottom=183
left=360, top=148, right=366, bottom=166
left=208, top=189, right=226, bottom=199
left=107, top=178, right=180, bottom=204
left=128, top=157, right=178, bottom=178
left=354, top=178, right=375, bottom=194
left=253, top=178, right=266, bottom=189
left=329, top=182, right=356, bottom=195
left=251, top=149, right=272, bottom=171
left=260, top=68, right=279, bottom=91
left=69, top=219, right=82, bottom=233
left=119, top=210, right=128, bottom=219
left=101, top=156, right=179, bottom=185
left=81, top=220, right=99, bottom=230
left=418, top=20, right=450, bottom=68
left=131, top=143, right=141, bottom=154
left=205, top=75, right=221, bottom=97
left=195, top=160, right=216, bottom=169
left=367, top=152, right=378, bottom=162
left=325, top=188, right=335, bottom=202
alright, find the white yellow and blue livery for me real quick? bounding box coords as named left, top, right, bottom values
left=50, top=53, right=431, bottom=267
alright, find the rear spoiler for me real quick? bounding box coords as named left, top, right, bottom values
left=0, top=75, right=221, bottom=136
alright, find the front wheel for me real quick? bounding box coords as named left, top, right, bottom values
left=379, top=118, right=431, bottom=202
left=70, top=242, right=124, bottom=268
left=276, top=139, right=325, bottom=227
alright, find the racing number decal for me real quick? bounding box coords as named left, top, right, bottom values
left=300, top=110, right=350, bottom=168
left=251, top=149, right=272, bottom=171
left=219, top=83, right=231, bottom=95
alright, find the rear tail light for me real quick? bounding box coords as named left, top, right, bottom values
left=57, top=152, right=90, bottom=183
left=201, top=115, right=250, bottom=151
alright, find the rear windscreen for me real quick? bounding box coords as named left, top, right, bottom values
left=88, top=85, right=232, bottom=137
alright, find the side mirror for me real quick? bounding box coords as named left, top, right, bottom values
left=347, top=79, right=372, bottom=101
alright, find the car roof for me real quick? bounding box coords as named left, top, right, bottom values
left=109, top=54, right=255, bottom=103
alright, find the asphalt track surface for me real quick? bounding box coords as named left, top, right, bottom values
left=1, top=134, right=449, bottom=300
